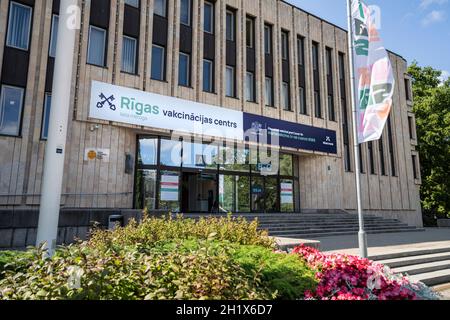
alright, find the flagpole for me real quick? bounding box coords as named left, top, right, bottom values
left=346, top=0, right=368, bottom=258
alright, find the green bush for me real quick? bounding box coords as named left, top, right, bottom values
left=0, top=217, right=317, bottom=300
left=0, top=251, right=32, bottom=279
left=88, top=214, right=275, bottom=250
left=0, top=241, right=274, bottom=300
left=232, top=245, right=317, bottom=300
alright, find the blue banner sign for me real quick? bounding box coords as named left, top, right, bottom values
left=243, top=113, right=337, bottom=154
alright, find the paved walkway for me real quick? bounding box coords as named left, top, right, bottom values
left=310, top=228, right=450, bottom=256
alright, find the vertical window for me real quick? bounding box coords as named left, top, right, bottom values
left=264, top=25, right=272, bottom=55
left=314, top=92, right=321, bottom=118
left=408, top=116, right=415, bottom=140
left=265, top=77, right=273, bottom=107
left=6, top=2, right=32, bottom=51
left=226, top=10, right=235, bottom=41
left=125, top=0, right=140, bottom=7
left=412, top=155, right=418, bottom=180
left=203, top=59, right=213, bottom=92
left=282, top=82, right=290, bottom=111
left=339, top=53, right=351, bottom=172
left=179, top=53, right=190, bottom=86
left=379, top=138, right=386, bottom=176
left=246, top=17, right=254, bottom=48
left=297, top=36, right=305, bottom=65
left=49, top=15, right=59, bottom=58
left=368, top=141, right=376, bottom=174
left=312, top=42, right=321, bottom=118
left=151, top=45, right=165, bottom=80
left=359, top=145, right=365, bottom=173
left=0, top=85, right=24, bottom=136
left=122, top=36, right=137, bottom=74
left=405, top=78, right=411, bottom=101
left=41, top=93, right=52, bottom=140
left=246, top=72, right=255, bottom=102
left=204, top=2, right=214, bottom=33
left=226, top=66, right=235, bottom=97
left=297, top=37, right=307, bottom=115
left=387, top=116, right=396, bottom=176
left=154, top=0, right=167, bottom=17
left=180, top=0, right=191, bottom=26
left=281, top=31, right=289, bottom=60
left=299, top=87, right=306, bottom=115
left=326, top=48, right=335, bottom=121
left=87, top=26, right=107, bottom=66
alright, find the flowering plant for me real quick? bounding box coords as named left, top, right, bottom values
left=292, top=245, right=441, bottom=300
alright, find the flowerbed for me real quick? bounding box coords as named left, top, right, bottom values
left=293, top=245, right=441, bottom=300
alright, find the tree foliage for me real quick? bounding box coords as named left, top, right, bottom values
left=407, top=62, right=450, bottom=220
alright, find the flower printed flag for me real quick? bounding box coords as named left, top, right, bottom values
left=351, top=0, right=395, bottom=143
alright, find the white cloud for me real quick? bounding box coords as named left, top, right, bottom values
left=439, top=70, right=450, bottom=85
left=421, top=10, right=446, bottom=26
left=420, top=0, right=449, bottom=10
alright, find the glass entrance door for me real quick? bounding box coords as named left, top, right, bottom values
left=181, top=171, right=217, bottom=213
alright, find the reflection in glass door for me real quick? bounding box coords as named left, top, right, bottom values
left=134, top=169, right=157, bottom=210
left=219, top=175, right=250, bottom=213
left=265, top=176, right=278, bottom=212
left=251, top=176, right=264, bottom=212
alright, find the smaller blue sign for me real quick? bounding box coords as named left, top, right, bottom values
left=243, top=113, right=337, bottom=154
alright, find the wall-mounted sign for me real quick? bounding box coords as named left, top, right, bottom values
left=84, top=148, right=110, bottom=162
left=160, top=174, right=179, bottom=202
left=89, top=81, right=337, bottom=154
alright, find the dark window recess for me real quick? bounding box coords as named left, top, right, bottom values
left=359, top=144, right=365, bottom=174
left=122, top=2, right=140, bottom=74
left=339, top=53, right=351, bottom=172
left=379, top=137, right=386, bottom=176
left=203, top=2, right=215, bottom=93
left=326, top=47, right=335, bottom=121
left=405, top=78, right=411, bottom=101
left=297, top=36, right=307, bottom=115
left=412, top=155, right=418, bottom=179
left=246, top=16, right=256, bottom=101
left=264, top=24, right=274, bottom=106
left=408, top=116, right=414, bottom=140
left=226, top=8, right=236, bottom=97
left=151, top=1, right=168, bottom=81
left=179, top=0, right=193, bottom=86
left=90, top=0, right=110, bottom=29
left=368, top=141, right=376, bottom=175
left=387, top=116, right=396, bottom=176
left=312, top=42, right=321, bottom=118
left=281, top=30, right=290, bottom=110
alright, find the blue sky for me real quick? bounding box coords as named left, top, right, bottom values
left=286, top=0, right=450, bottom=81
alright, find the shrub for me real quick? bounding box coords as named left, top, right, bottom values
left=232, top=245, right=317, bottom=300
left=0, top=251, right=32, bottom=280
left=293, top=245, right=441, bottom=300
left=0, top=241, right=274, bottom=300
left=88, top=214, right=275, bottom=250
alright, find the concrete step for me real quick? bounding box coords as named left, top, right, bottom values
left=259, top=223, right=410, bottom=231
left=271, top=228, right=425, bottom=239
left=409, top=269, right=450, bottom=287
left=378, top=252, right=450, bottom=268
left=268, top=226, right=418, bottom=235
left=393, top=260, right=450, bottom=276
left=370, top=247, right=450, bottom=261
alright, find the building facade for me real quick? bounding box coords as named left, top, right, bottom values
left=0, top=0, right=422, bottom=238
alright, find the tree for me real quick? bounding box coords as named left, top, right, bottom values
left=407, top=62, right=450, bottom=223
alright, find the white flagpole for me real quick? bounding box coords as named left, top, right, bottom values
left=346, top=0, right=368, bottom=258
left=36, top=0, right=78, bottom=256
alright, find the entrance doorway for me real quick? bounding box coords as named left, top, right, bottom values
left=181, top=172, right=218, bottom=213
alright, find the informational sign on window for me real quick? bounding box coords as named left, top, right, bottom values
left=160, top=174, right=179, bottom=202
left=280, top=182, right=294, bottom=204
